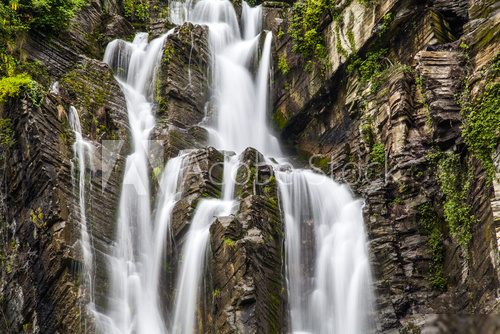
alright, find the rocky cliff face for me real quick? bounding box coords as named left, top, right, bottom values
left=0, top=0, right=498, bottom=333
left=268, top=0, right=499, bottom=332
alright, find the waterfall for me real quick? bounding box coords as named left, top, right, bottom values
left=97, top=31, right=183, bottom=334
left=170, top=1, right=375, bottom=333
left=96, top=0, right=375, bottom=333
left=69, top=106, right=95, bottom=308
left=277, top=170, right=374, bottom=334
left=170, top=155, right=238, bottom=333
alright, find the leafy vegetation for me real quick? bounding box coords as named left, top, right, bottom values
left=0, top=118, right=14, bottom=155
left=417, top=203, right=446, bottom=290
left=370, top=142, right=385, bottom=165
left=246, top=0, right=262, bottom=7
left=433, top=152, right=475, bottom=250
left=273, top=109, right=288, bottom=130
left=460, top=54, right=500, bottom=181
left=0, top=1, right=84, bottom=110
left=123, top=0, right=150, bottom=22
left=311, top=155, right=331, bottom=173
left=0, top=0, right=87, bottom=35
left=377, top=13, right=394, bottom=37
left=0, top=73, right=43, bottom=105
left=277, top=54, right=290, bottom=75
left=345, top=12, right=393, bottom=92
left=360, top=121, right=375, bottom=147
left=415, top=75, right=433, bottom=128
left=223, top=238, right=236, bottom=248
left=347, top=49, right=389, bottom=93
left=347, top=29, right=356, bottom=52
left=30, top=207, right=46, bottom=229
left=357, top=0, right=376, bottom=6
left=288, top=0, right=331, bottom=71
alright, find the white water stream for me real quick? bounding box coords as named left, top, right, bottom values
left=98, top=32, right=181, bottom=334
left=77, top=1, right=376, bottom=333
left=69, top=106, right=95, bottom=308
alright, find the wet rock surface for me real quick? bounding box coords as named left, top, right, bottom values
left=208, top=148, right=285, bottom=334
left=0, top=26, right=130, bottom=333
left=268, top=0, right=499, bottom=332
left=0, top=0, right=498, bottom=333
left=151, top=23, right=211, bottom=159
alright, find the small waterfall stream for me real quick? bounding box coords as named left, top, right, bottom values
left=86, top=1, right=375, bottom=333
left=69, top=106, right=95, bottom=307
left=277, top=170, right=374, bottom=334
left=170, top=1, right=374, bottom=333
left=98, top=32, right=179, bottom=334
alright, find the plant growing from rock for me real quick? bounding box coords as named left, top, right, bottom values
left=434, top=152, right=476, bottom=251
left=460, top=54, right=500, bottom=181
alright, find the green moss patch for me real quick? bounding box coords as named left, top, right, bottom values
left=460, top=54, right=500, bottom=181
left=417, top=203, right=446, bottom=290
left=434, top=152, right=476, bottom=250
left=0, top=73, right=44, bottom=106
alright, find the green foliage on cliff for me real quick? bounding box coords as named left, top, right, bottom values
left=435, top=152, right=475, bottom=250
left=0, top=0, right=87, bottom=34
left=288, top=0, right=331, bottom=71
left=360, top=121, right=375, bottom=146
left=377, top=12, right=394, bottom=37
left=123, top=0, right=150, bottom=22
left=277, top=54, right=289, bottom=75
left=273, top=109, right=288, bottom=130
left=370, top=142, right=385, bottom=165
left=347, top=48, right=389, bottom=92
left=417, top=203, right=446, bottom=290
left=0, top=118, right=14, bottom=153
left=223, top=238, right=236, bottom=248
left=0, top=1, right=84, bottom=109
left=30, top=207, right=46, bottom=229
left=356, top=0, right=376, bottom=6
left=0, top=73, right=43, bottom=105
left=289, top=0, right=324, bottom=58
left=460, top=55, right=500, bottom=181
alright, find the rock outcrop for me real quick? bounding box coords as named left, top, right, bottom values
left=152, top=22, right=211, bottom=159
left=267, top=0, right=499, bottom=332
left=0, top=26, right=130, bottom=334
left=208, top=148, right=285, bottom=334
left=0, top=0, right=498, bottom=333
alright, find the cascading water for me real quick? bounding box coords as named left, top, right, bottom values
left=69, top=106, right=95, bottom=308
left=97, top=31, right=187, bottom=334
left=95, top=0, right=375, bottom=333
left=277, top=170, right=374, bottom=334
left=169, top=1, right=375, bottom=333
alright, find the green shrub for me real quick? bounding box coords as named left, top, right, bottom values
left=0, top=0, right=87, bottom=35
left=417, top=203, right=446, bottom=290
left=370, top=142, right=385, bottom=165
left=135, top=2, right=150, bottom=21
left=288, top=0, right=332, bottom=72
left=461, top=70, right=499, bottom=181
left=273, top=109, right=288, bottom=130
left=122, top=0, right=150, bottom=22
left=435, top=152, right=475, bottom=250
left=360, top=121, right=375, bottom=147
left=277, top=54, right=289, bottom=75
left=0, top=73, right=38, bottom=104
left=0, top=118, right=15, bottom=152
left=357, top=0, right=376, bottom=6
left=347, top=29, right=356, bottom=52
left=22, top=0, right=87, bottom=31
left=347, top=49, right=390, bottom=93
left=1, top=1, right=87, bottom=86
left=377, top=12, right=394, bottom=37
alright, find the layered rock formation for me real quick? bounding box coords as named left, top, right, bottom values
left=268, top=0, right=499, bottom=332
left=0, top=0, right=498, bottom=333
